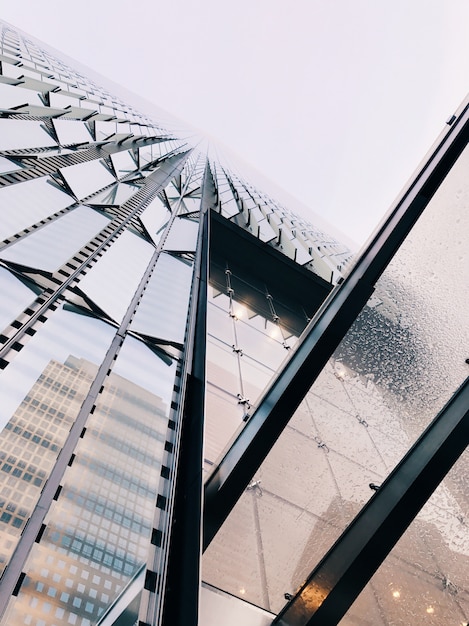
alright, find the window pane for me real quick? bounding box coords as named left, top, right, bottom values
left=0, top=267, right=37, bottom=331
left=52, top=119, right=93, bottom=146
left=203, top=142, right=469, bottom=614
left=0, top=308, right=115, bottom=576
left=110, top=150, right=137, bottom=179
left=139, top=196, right=170, bottom=246
left=0, top=206, right=109, bottom=271
left=3, top=337, right=177, bottom=625
left=60, top=160, right=116, bottom=200
left=0, top=156, right=22, bottom=174
left=0, top=82, right=42, bottom=109
left=0, top=119, right=56, bottom=151
left=0, top=178, right=74, bottom=241
left=340, top=449, right=469, bottom=625
left=163, top=216, right=199, bottom=252
left=88, top=182, right=139, bottom=207
left=130, top=252, right=193, bottom=344
left=77, top=229, right=154, bottom=322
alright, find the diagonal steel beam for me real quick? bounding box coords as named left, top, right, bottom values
left=203, top=98, right=469, bottom=550
left=274, top=377, right=469, bottom=626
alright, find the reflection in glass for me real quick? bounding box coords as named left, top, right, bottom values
left=203, top=145, right=469, bottom=613
left=340, top=450, right=469, bottom=625
left=0, top=308, right=114, bottom=579
left=0, top=177, right=74, bottom=242
left=139, top=196, right=170, bottom=246
left=88, top=182, right=139, bottom=207
left=110, top=150, right=137, bottom=179
left=2, top=337, right=176, bottom=625
left=0, top=207, right=109, bottom=271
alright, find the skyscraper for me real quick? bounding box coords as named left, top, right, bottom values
left=0, top=19, right=468, bottom=626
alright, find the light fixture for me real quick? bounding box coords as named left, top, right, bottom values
left=392, top=590, right=400, bottom=598
left=426, top=606, right=435, bottom=614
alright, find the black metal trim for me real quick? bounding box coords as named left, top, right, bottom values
left=160, top=161, right=215, bottom=626
left=274, top=377, right=469, bottom=626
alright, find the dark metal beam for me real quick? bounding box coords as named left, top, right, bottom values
left=160, top=160, right=216, bottom=626
left=274, top=377, right=469, bottom=626
left=203, top=99, right=469, bottom=550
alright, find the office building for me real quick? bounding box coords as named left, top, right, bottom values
left=0, top=19, right=468, bottom=626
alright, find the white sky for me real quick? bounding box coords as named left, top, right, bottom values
left=2, top=0, right=469, bottom=246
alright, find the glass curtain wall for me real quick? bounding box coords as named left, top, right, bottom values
left=202, top=139, right=469, bottom=621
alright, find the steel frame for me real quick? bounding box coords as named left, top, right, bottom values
left=274, top=378, right=469, bottom=625
left=202, top=98, right=469, bottom=625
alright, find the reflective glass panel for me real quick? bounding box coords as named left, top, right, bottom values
left=0, top=308, right=115, bottom=577
left=0, top=178, right=74, bottom=241
left=78, top=229, right=154, bottom=322
left=0, top=119, right=56, bottom=151
left=2, top=335, right=177, bottom=626
left=203, top=144, right=469, bottom=613
left=0, top=82, right=42, bottom=109
left=163, top=216, right=199, bottom=252
left=139, top=196, right=170, bottom=246
left=88, top=182, right=139, bottom=207
left=130, top=251, right=193, bottom=344
left=60, top=160, right=116, bottom=200
left=95, top=120, right=116, bottom=141
left=52, top=119, right=93, bottom=146
left=0, top=267, right=36, bottom=331
left=49, top=90, right=83, bottom=109
left=0, top=206, right=109, bottom=271
left=110, top=150, right=137, bottom=179
left=0, top=156, right=22, bottom=174
left=138, top=145, right=153, bottom=167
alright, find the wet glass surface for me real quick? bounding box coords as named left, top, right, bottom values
left=2, top=335, right=177, bottom=626
left=0, top=177, right=74, bottom=241
left=0, top=206, right=109, bottom=271
left=340, top=450, right=469, bottom=626
left=203, top=145, right=469, bottom=613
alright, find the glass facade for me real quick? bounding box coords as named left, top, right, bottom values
left=0, top=18, right=467, bottom=626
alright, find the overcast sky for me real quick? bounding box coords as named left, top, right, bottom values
left=2, top=0, right=469, bottom=246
